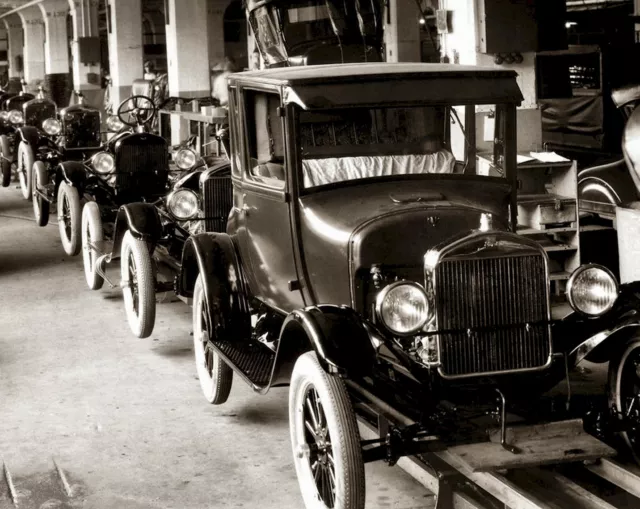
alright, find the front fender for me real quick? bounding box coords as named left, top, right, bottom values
left=564, top=281, right=640, bottom=364
left=16, top=126, right=40, bottom=148
left=111, top=203, right=163, bottom=257
left=271, top=305, right=377, bottom=386
left=178, top=232, right=251, bottom=344
left=57, top=161, right=88, bottom=192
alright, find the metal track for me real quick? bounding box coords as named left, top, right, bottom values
left=359, top=422, right=640, bottom=509
left=0, top=458, right=79, bottom=509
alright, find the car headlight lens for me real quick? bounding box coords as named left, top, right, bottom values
left=376, top=281, right=430, bottom=335
left=567, top=264, right=619, bottom=317
left=167, top=189, right=199, bottom=221
left=106, top=115, right=124, bottom=132
left=42, top=118, right=61, bottom=135
left=91, top=152, right=115, bottom=174
left=174, top=148, right=197, bottom=170
left=9, top=110, right=23, bottom=124
left=0, top=111, right=10, bottom=121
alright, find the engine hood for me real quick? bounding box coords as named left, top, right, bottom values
left=299, top=178, right=512, bottom=307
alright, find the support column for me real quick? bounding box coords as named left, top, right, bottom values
left=2, top=14, right=23, bottom=79
left=207, top=0, right=227, bottom=69
left=69, top=0, right=100, bottom=94
left=40, top=0, right=71, bottom=106
left=18, top=6, right=46, bottom=85
left=167, top=0, right=211, bottom=145
left=384, top=0, right=421, bottom=63
left=107, top=0, right=143, bottom=108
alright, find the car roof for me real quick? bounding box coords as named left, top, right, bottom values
left=229, top=63, right=524, bottom=109
left=231, top=63, right=518, bottom=86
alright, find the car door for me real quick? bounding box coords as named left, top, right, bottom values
left=235, top=87, right=305, bottom=313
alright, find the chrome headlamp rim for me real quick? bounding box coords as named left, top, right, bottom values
left=567, top=263, right=619, bottom=318
left=166, top=188, right=199, bottom=221
left=174, top=148, right=197, bottom=170
left=42, top=117, right=61, bottom=135
left=375, top=280, right=431, bottom=337
left=91, top=151, right=115, bottom=174
left=106, top=115, right=125, bottom=132
left=9, top=109, right=23, bottom=124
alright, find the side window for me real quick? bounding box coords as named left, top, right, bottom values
left=245, top=90, right=286, bottom=189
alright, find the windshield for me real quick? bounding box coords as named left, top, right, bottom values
left=298, top=105, right=510, bottom=189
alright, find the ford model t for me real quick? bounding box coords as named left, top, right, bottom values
left=0, top=83, right=35, bottom=193
left=31, top=92, right=103, bottom=230
left=176, top=64, right=640, bottom=509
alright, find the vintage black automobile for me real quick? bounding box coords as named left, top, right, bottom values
left=248, top=0, right=383, bottom=67
left=176, top=64, right=640, bottom=509
left=13, top=86, right=58, bottom=201
left=52, top=95, right=158, bottom=258
left=31, top=92, right=103, bottom=229
left=578, top=85, right=640, bottom=220
left=80, top=134, right=232, bottom=339
left=0, top=84, right=35, bottom=193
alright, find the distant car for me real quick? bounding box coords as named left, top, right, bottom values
left=176, top=64, right=640, bottom=509
left=0, top=82, right=35, bottom=193
left=31, top=92, right=103, bottom=228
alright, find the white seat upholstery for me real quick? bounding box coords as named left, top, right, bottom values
left=302, top=151, right=456, bottom=188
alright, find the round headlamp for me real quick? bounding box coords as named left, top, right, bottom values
left=167, top=189, right=199, bottom=221
left=91, top=151, right=115, bottom=174
left=174, top=148, right=197, bottom=170
left=106, top=115, right=125, bottom=132
left=9, top=110, right=23, bottom=124
left=0, top=111, right=10, bottom=121
left=42, top=118, right=61, bottom=136
left=376, top=281, right=430, bottom=336
left=567, top=264, right=619, bottom=317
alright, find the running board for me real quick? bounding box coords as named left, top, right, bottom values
left=209, top=339, right=275, bottom=391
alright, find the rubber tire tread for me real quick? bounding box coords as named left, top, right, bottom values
left=193, top=275, right=233, bottom=404
left=81, top=202, right=104, bottom=290
left=32, top=162, right=50, bottom=227
left=1, top=159, right=10, bottom=187
left=289, top=351, right=365, bottom=509
left=121, top=230, right=156, bottom=338
left=18, top=143, right=34, bottom=201
left=608, top=339, right=640, bottom=465
left=57, top=182, right=82, bottom=256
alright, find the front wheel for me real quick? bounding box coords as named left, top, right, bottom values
left=81, top=202, right=104, bottom=290
left=57, top=182, right=81, bottom=256
left=289, top=351, right=365, bottom=509
left=608, top=339, right=640, bottom=464
left=32, top=162, right=50, bottom=227
left=193, top=275, right=233, bottom=404
left=17, top=142, right=34, bottom=200
left=120, top=230, right=156, bottom=338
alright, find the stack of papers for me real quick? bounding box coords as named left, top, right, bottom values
left=519, top=152, right=571, bottom=164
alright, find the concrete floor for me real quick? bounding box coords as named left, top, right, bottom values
left=0, top=186, right=433, bottom=509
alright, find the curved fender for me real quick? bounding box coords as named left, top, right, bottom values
left=16, top=126, right=40, bottom=148
left=33, top=160, right=48, bottom=192
left=0, top=134, right=12, bottom=162
left=111, top=203, right=163, bottom=257
left=179, top=232, right=251, bottom=341
left=57, top=161, right=88, bottom=192
left=568, top=281, right=640, bottom=364
left=271, top=305, right=377, bottom=385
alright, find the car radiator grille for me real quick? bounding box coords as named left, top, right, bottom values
left=116, top=143, right=168, bottom=196
left=203, top=175, right=232, bottom=232
left=435, top=254, right=550, bottom=377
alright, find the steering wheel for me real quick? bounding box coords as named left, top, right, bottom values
left=117, top=95, right=157, bottom=127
